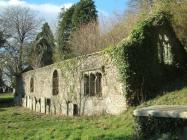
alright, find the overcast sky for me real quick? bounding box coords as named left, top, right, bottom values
left=0, top=0, right=128, bottom=32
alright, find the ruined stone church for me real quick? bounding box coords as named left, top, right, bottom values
left=14, top=12, right=187, bottom=116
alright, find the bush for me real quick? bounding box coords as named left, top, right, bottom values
left=135, top=116, right=187, bottom=140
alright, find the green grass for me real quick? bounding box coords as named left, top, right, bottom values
left=0, top=93, right=14, bottom=106
left=0, top=93, right=134, bottom=140
left=0, top=93, right=13, bottom=100
left=0, top=107, right=134, bottom=140
left=0, top=86, right=187, bottom=140
left=141, top=86, right=187, bottom=107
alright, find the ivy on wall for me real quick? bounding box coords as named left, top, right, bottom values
left=135, top=116, right=187, bottom=140
left=28, top=11, right=187, bottom=107
left=105, top=11, right=187, bottom=106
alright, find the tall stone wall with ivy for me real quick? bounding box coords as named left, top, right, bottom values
left=106, top=12, right=187, bottom=106
left=15, top=12, right=187, bottom=115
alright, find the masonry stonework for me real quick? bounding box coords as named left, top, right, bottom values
left=19, top=52, right=127, bottom=116
left=15, top=13, right=187, bottom=116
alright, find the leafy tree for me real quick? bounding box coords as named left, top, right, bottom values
left=30, top=22, right=54, bottom=68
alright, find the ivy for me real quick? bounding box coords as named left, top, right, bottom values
left=104, top=11, right=186, bottom=106
left=135, top=116, right=187, bottom=140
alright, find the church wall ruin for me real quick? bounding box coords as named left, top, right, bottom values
left=20, top=52, right=127, bottom=116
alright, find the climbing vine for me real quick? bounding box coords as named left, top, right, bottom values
left=105, top=11, right=187, bottom=106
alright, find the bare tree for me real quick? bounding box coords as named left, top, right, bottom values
left=0, top=6, right=41, bottom=74
left=100, top=11, right=140, bottom=47
left=69, top=21, right=103, bottom=56
left=0, top=6, right=41, bottom=97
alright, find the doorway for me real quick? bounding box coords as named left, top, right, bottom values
left=73, top=104, right=78, bottom=116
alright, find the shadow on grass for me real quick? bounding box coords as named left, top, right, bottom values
left=0, top=108, right=5, bottom=112
left=0, top=93, right=14, bottom=109
left=92, top=134, right=135, bottom=140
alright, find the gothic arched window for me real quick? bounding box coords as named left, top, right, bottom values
left=30, top=77, right=34, bottom=92
left=96, top=73, right=102, bottom=96
left=52, top=70, right=59, bottom=95
left=84, top=74, right=89, bottom=96
left=90, top=73, right=96, bottom=96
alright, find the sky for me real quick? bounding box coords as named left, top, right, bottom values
left=0, top=0, right=129, bottom=31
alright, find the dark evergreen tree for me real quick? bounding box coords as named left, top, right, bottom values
left=0, top=69, right=4, bottom=87
left=0, top=31, right=6, bottom=48
left=56, top=0, right=98, bottom=60
left=56, top=5, right=76, bottom=60
left=0, top=31, right=5, bottom=87
left=72, top=0, right=97, bottom=28
left=30, top=22, right=54, bottom=68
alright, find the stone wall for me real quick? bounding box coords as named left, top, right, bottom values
left=19, top=52, right=127, bottom=116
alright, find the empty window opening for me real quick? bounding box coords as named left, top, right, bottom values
left=39, top=99, right=41, bottom=112
left=30, top=77, right=34, bottom=92
left=45, top=98, right=51, bottom=114
left=52, top=70, right=59, bottom=95
left=73, top=104, right=79, bottom=116
left=90, top=73, right=96, bottom=96
left=158, top=34, right=173, bottom=65
left=83, top=72, right=102, bottom=97
left=96, top=73, right=102, bottom=96
left=84, top=74, right=89, bottom=96
left=46, top=98, right=51, bottom=106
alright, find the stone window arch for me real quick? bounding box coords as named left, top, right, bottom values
left=96, top=72, right=102, bottom=96
left=52, top=70, right=59, bottom=96
left=90, top=73, right=96, bottom=96
left=30, top=77, right=34, bottom=93
left=83, top=72, right=102, bottom=97
left=84, top=74, right=89, bottom=96
left=158, top=34, right=173, bottom=65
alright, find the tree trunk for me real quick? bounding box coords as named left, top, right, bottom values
left=18, top=42, right=23, bottom=72
left=14, top=74, right=24, bottom=105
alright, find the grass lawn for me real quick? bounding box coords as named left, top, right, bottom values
left=0, top=93, right=134, bottom=140
left=0, top=86, right=187, bottom=140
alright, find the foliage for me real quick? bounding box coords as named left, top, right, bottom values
left=0, top=69, right=5, bottom=87
left=128, top=0, right=187, bottom=50
left=134, top=77, right=187, bottom=140
left=72, top=0, right=97, bottom=29
left=135, top=116, right=187, bottom=140
left=105, top=11, right=187, bottom=106
left=56, top=0, right=97, bottom=61
left=30, top=22, right=54, bottom=68
left=0, top=31, right=6, bottom=86
left=56, top=5, right=76, bottom=61
left=0, top=31, right=6, bottom=48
